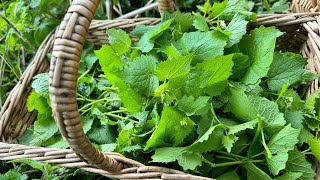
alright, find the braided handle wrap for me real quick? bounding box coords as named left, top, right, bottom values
left=49, top=0, right=122, bottom=172
left=49, top=0, right=175, bottom=173
left=157, top=0, right=174, bottom=13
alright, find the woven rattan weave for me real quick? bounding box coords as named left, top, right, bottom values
left=1, top=0, right=320, bottom=179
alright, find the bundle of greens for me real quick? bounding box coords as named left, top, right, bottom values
left=20, top=0, right=320, bottom=179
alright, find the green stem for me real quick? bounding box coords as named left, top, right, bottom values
left=301, top=147, right=311, bottom=154
left=251, top=152, right=265, bottom=158
left=108, top=109, right=127, bottom=114
left=97, top=91, right=110, bottom=99
left=78, top=69, right=90, bottom=81
left=261, top=128, right=272, bottom=159
left=77, top=98, right=95, bottom=102
left=216, top=151, right=246, bottom=159
left=101, top=87, right=119, bottom=91
left=252, top=115, right=262, bottom=144
left=104, top=112, right=125, bottom=119
left=210, top=103, right=221, bottom=124
left=247, top=115, right=263, bottom=158
left=77, top=93, right=97, bottom=102
left=78, top=98, right=110, bottom=111
left=251, top=160, right=264, bottom=163
left=91, top=63, right=99, bottom=78
left=216, top=155, right=236, bottom=161
left=205, top=160, right=245, bottom=168
left=304, top=152, right=313, bottom=155
left=80, top=107, right=91, bottom=115
left=262, top=0, right=270, bottom=11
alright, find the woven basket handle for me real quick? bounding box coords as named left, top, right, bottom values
left=49, top=0, right=174, bottom=173
left=157, top=0, right=174, bottom=13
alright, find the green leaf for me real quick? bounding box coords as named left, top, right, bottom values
left=46, top=136, right=68, bottom=149
left=177, top=151, right=202, bottom=170
left=151, top=147, right=202, bottom=170
left=267, top=52, right=307, bottom=92
left=180, top=30, right=228, bottom=65
left=87, top=125, right=117, bottom=144
left=244, top=161, right=272, bottom=180
left=196, top=54, right=234, bottom=86
left=209, top=0, right=228, bottom=18
left=101, top=143, right=118, bottom=152
left=305, top=89, right=320, bottom=115
left=96, top=46, right=144, bottom=113
left=27, top=92, right=51, bottom=114
left=82, top=53, right=98, bottom=70
left=285, top=111, right=304, bottom=129
left=131, top=25, right=152, bottom=38
left=152, top=147, right=186, bottom=163
left=30, top=113, right=58, bottom=146
left=34, top=20, right=58, bottom=46
left=232, top=133, right=249, bottom=154
left=197, top=115, right=214, bottom=137
left=107, top=29, right=131, bottom=55
left=27, top=91, right=41, bottom=112
left=137, top=19, right=173, bottom=52
left=203, top=0, right=212, bottom=14
left=193, top=15, right=209, bottom=32
left=239, top=26, right=283, bottom=85
left=266, top=125, right=300, bottom=175
left=286, top=150, right=316, bottom=180
left=0, top=170, right=27, bottom=180
left=228, top=119, right=258, bottom=135
left=122, top=55, right=159, bottom=97
left=117, top=83, right=144, bottom=113
left=82, top=115, right=94, bottom=134
left=222, top=134, right=238, bottom=152
left=188, top=124, right=224, bottom=153
left=305, top=116, right=320, bottom=131
left=286, top=111, right=310, bottom=144
left=308, top=138, right=320, bottom=162
left=298, top=126, right=313, bottom=144
left=17, top=129, right=33, bottom=145
left=229, top=87, right=286, bottom=134
left=116, top=122, right=135, bottom=148
left=133, top=111, right=149, bottom=126
left=95, top=45, right=123, bottom=74
left=217, top=171, right=241, bottom=180
left=220, top=0, right=256, bottom=21
left=156, top=48, right=193, bottom=81
left=268, top=0, right=290, bottom=14
left=278, top=90, right=305, bottom=111
left=274, top=172, right=303, bottom=180
left=165, top=44, right=181, bottom=60
left=225, top=13, right=248, bottom=48
left=267, top=124, right=300, bottom=154
left=9, top=159, right=59, bottom=177
left=177, top=95, right=210, bottom=116
left=145, top=106, right=195, bottom=150
left=186, top=70, right=212, bottom=96
left=229, top=87, right=256, bottom=120
left=266, top=152, right=288, bottom=176
left=186, top=54, right=233, bottom=96
left=32, top=73, right=49, bottom=94
left=122, top=145, right=142, bottom=152
left=162, top=12, right=195, bottom=33
left=204, top=80, right=229, bottom=97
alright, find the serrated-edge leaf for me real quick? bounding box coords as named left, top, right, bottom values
left=228, top=119, right=258, bottom=135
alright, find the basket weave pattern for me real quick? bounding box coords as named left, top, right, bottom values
left=0, top=0, right=320, bottom=179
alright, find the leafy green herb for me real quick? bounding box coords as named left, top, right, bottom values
left=22, top=0, right=319, bottom=179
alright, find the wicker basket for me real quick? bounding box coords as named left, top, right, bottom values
left=0, top=0, right=320, bottom=179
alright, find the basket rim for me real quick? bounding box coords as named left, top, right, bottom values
left=1, top=0, right=320, bottom=179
